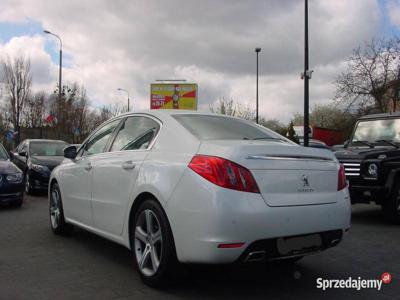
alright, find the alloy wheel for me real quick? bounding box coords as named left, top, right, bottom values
left=25, top=174, right=30, bottom=193
left=50, top=188, right=61, bottom=229
left=134, top=209, right=163, bottom=277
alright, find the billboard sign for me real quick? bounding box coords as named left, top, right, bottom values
left=150, top=83, right=197, bottom=110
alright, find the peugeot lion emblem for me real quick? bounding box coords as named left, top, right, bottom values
left=298, top=174, right=313, bottom=192
left=302, top=174, right=310, bottom=187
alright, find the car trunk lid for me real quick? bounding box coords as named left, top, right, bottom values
left=197, top=140, right=339, bottom=206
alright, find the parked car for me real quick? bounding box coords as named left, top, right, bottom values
left=335, top=112, right=400, bottom=222
left=0, top=143, right=24, bottom=207
left=49, top=110, right=351, bottom=287
left=11, top=139, right=68, bottom=194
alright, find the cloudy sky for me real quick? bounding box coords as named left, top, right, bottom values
left=1, top=0, right=400, bottom=121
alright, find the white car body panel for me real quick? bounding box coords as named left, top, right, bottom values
left=58, top=156, right=93, bottom=225
left=166, top=170, right=350, bottom=263
left=50, top=110, right=351, bottom=264
left=90, top=150, right=148, bottom=235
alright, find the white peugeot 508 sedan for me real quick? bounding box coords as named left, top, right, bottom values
left=49, top=110, right=351, bottom=286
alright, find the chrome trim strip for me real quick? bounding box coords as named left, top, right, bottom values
left=345, top=168, right=360, bottom=171
left=343, top=163, right=360, bottom=167
left=247, top=154, right=333, bottom=162
left=345, top=173, right=360, bottom=176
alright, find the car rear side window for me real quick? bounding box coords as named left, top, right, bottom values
left=172, top=114, right=276, bottom=140
left=110, top=116, right=160, bottom=151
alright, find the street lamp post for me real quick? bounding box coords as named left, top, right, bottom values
left=255, top=47, right=261, bottom=124
left=43, top=30, right=62, bottom=137
left=44, top=30, right=62, bottom=104
left=117, top=88, right=130, bottom=111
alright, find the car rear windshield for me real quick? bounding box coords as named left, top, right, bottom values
left=29, top=141, right=68, bottom=156
left=172, top=114, right=278, bottom=140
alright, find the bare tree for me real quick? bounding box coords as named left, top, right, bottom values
left=292, top=104, right=358, bottom=140
left=24, top=92, right=47, bottom=128
left=259, top=118, right=287, bottom=136
left=0, top=56, right=32, bottom=144
left=98, top=104, right=126, bottom=121
left=335, top=37, right=400, bottom=113
left=209, top=98, right=255, bottom=121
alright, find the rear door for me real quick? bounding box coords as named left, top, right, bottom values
left=90, top=116, right=161, bottom=235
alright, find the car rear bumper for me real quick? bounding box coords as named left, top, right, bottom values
left=237, top=229, right=343, bottom=263
left=166, top=170, right=351, bottom=264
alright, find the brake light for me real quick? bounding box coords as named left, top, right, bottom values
left=338, top=164, right=347, bottom=191
left=188, top=155, right=260, bottom=193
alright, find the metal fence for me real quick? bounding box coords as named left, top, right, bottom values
left=1, top=127, right=82, bottom=151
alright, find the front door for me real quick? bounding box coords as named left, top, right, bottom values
left=61, top=119, right=121, bottom=225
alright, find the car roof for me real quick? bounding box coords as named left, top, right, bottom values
left=118, top=109, right=248, bottom=122
left=358, top=112, right=400, bottom=120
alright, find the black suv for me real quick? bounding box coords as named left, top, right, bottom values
left=335, top=112, right=400, bottom=222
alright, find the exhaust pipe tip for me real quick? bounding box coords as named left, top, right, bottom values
left=245, top=250, right=266, bottom=262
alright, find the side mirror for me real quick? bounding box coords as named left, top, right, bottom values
left=344, top=140, right=350, bottom=148
left=18, top=151, right=27, bottom=157
left=64, top=146, right=77, bottom=159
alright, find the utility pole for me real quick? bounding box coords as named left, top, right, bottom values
left=303, top=0, right=310, bottom=147
left=255, top=48, right=261, bottom=124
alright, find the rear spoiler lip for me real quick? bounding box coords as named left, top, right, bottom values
left=246, top=154, right=334, bottom=162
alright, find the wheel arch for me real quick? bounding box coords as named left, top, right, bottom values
left=384, top=168, right=400, bottom=199
left=49, top=178, right=58, bottom=188
left=128, top=192, right=176, bottom=251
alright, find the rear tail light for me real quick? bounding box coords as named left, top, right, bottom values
left=188, top=155, right=260, bottom=193
left=338, top=164, right=347, bottom=191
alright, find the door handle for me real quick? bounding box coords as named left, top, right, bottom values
left=84, top=163, right=92, bottom=171
left=122, top=161, right=135, bottom=170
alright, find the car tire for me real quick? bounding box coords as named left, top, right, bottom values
left=382, top=182, right=400, bottom=223
left=24, top=173, right=34, bottom=195
left=49, top=182, right=73, bottom=235
left=11, top=198, right=23, bottom=208
left=131, top=198, right=179, bottom=288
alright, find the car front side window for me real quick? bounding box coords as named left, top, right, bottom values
left=81, top=119, right=121, bottom=157
left=110, top=116, right=160, bottom=152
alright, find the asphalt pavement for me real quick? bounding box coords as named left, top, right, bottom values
left=0, top=193, right=398, bottom=300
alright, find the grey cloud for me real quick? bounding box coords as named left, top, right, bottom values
left=0, top=0, right=383, bottom=120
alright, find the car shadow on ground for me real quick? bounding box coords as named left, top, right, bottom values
left=0, top=191, right=45, bottom=211
left=351, top=204, right=395, bottom=226
left=10, top=196, right=394, bottom=299
left=68, top=227, right=343, bottom=299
